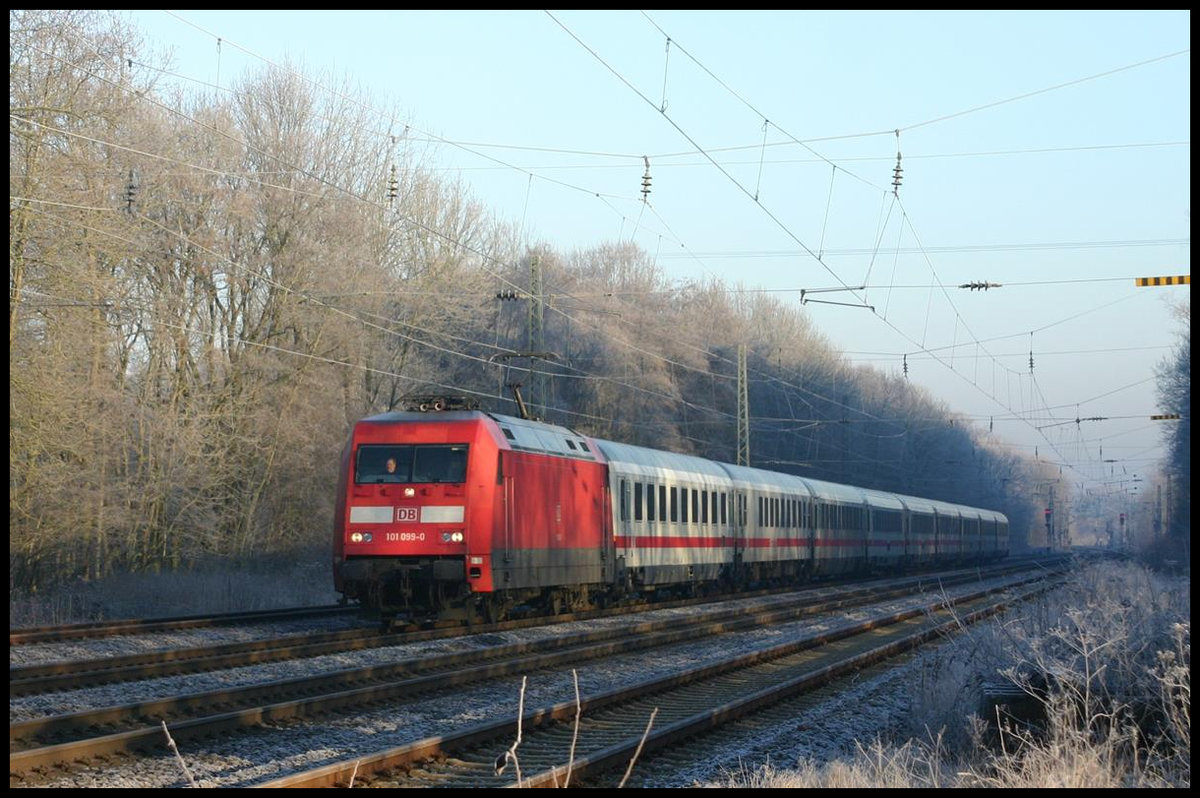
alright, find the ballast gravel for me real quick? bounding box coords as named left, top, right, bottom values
left=12, top=577, right=1020, bottom=788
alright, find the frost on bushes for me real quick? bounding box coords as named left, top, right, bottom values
left=897, top=561, right=1189, bottom=787
left=988, top=562, right=1190, bottom=787
left=1004, top=562, right=1187, bottom=721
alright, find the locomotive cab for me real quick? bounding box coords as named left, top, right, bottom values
left=334, top=411, right=497, bottom=624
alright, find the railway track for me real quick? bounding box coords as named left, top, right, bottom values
left=256, top=578, right=1057, bottom=787
left=9, top=605, right=358, bottom=646
left=9, top=561, right=1066, bottom=785
left=10, top=557, right=1063, bottom=697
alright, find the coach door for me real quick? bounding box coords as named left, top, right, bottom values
left=732, top=491, right=747, bottom=579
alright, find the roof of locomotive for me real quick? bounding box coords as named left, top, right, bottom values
left=488, top=413, right=600, bottom=461
left=360, top=410, right=487, bottom=424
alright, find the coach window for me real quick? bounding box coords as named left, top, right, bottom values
left=721, top=493, right=727, bottom=526
left=701, top=490, right=709, bottom=524
left=711, top=491, right=718, bottom=526
left=634, top=483, right=643, bottom=522
left=646, top=483, right=656, bottom=523
left=620, top=479, right=629, bottom=522
left=692, top=489, right=699, bottom=523
left=659, top=485, right=667, bottom=523
left=680, top=486, right=689, bottom=524
left=670, top=487, right=679, bottom=523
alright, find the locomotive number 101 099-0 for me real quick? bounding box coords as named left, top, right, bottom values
left=386, top=531, right=425, bottom=542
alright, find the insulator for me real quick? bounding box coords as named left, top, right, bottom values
left=125, top=169, right=137, bottom=213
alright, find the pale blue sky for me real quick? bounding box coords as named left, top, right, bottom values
left=126, top=10, right=1190, bottom=501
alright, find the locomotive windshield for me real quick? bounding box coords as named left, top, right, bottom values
left=356, top=444, right=469, bottom=484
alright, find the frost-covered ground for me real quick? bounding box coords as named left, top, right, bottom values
left=14, top=581, right=1008, bottom=788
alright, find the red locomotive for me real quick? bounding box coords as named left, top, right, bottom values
left=333, top=402, right=1009, bottom=625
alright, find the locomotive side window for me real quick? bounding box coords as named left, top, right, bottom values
left=356, top=444, right=469, bottom=484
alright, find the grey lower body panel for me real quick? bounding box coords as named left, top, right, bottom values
left=490, top=547, right=610, bottom=591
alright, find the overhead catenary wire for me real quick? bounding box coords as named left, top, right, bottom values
left=546, top=12, right=1174, bottom=486
left=18, top=15, right=1171, bottom=492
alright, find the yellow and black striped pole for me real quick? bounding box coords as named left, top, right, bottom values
left=1135, top=275, right=1189, bottom=286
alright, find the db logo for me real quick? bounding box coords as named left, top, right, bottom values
left=396, top=507, right=419, bottom=522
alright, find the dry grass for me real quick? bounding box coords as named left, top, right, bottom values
left=9, top=552, right=339, bottom=626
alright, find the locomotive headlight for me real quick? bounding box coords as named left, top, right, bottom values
left=442, top=531, right=465, bottom=543
left=350, top=532, right=363, bottom=543
left=404, top=487, right=416, bottom=497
